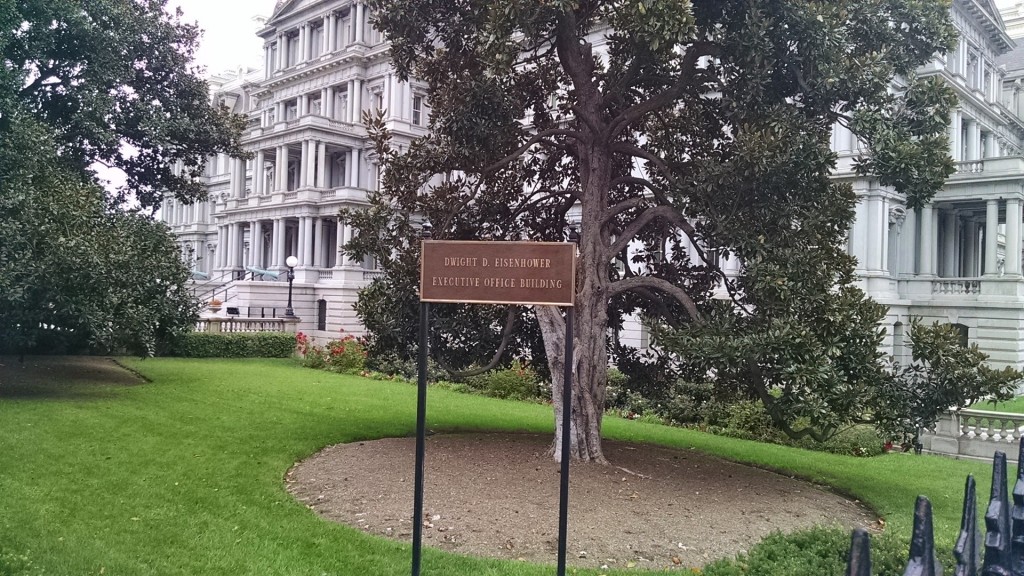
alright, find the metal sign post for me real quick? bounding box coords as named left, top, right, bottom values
left=556, top=306, right=574, bottom=576
left=411, top=231, right=577, bottom=576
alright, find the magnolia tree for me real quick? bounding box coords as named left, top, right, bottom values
left=351, top=0, right=963, bottom=462
left=0, top=0, right=247, bottom=354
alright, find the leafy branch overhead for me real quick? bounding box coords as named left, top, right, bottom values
left=1, top=0, right=248, bottom=208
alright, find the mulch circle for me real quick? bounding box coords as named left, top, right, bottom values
left=287, top=432, right=877, bottom=571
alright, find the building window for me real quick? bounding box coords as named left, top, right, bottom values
left=950, top=323, right=969, bottom=348
left=269, top=42, right=278, bottom=73
left=310, top=96, right=322, bottom=116
left=412, top=95, right=423, bottom=125
left=317, top=299, right=327, bottom=331
left=339, top=13, right=351, bottom=48
left=287, top=33, right=299, bottom=67
left=335, top=91, right=348, bottom=121
left=331, top=154, right=347, bottom=187
left=311, top=24, right=323, bottom=59
left=285, top=99, right=298, bottom=120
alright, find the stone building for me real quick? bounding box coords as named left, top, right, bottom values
left=164, top=0, right=429, bottom=340
left=167, top=0, right=1024, bottom=369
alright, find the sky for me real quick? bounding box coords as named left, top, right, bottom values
left=170, top=0, right=271, bottom=74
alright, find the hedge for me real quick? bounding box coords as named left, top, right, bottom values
left=167, top=332, right=295, bottom=358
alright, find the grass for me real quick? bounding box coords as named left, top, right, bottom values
left=0, top=357, right=1007, bottom=575
left=974, top=395, right=1024, bottom=413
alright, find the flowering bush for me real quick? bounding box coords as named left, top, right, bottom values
left=325, top=333, right=367, bottom=373
left=295, top=331, right=366, bottom=373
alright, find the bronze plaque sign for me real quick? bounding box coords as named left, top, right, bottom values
left=420, top=240, right=576, bottom=306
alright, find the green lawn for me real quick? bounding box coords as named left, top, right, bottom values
left=0, top=358, right=1005, bottom=575
left=975, top=395, right=1024, bottom=413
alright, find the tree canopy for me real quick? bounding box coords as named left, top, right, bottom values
left=0, top=0, right=245, bottom=354
left=0, top=0, right=247, bottom=209
left=353, top=0, right=978, bottom=461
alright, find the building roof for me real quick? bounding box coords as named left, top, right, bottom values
left=997, top=37, right=1024, bottom=71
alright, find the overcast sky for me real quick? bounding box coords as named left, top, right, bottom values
left=171, top=0, right=270, bottom=74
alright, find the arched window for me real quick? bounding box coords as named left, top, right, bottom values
left=950, top=323, right=969, bottom=348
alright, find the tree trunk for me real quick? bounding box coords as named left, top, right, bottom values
left=537, top=305, right=607, bottom=463
left=537, top=139, right=613, bottom=464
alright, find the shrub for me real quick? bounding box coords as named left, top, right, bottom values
left=702, top=526, right=946, bottom=576
left=466, top=361, right=542, bottom=401
left=368, top=351, right=446, bottom=382
left=168, top=332, right=295, bottom=358
left=324, top=334, right=367, bottom=373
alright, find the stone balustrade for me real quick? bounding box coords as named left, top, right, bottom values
left=920, top=408, right=1024, bottom=461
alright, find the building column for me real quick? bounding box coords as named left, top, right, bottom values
left=276, top=34, right=286, bottom=69
left=297, top=217, right=307, bottom=266
left=949, top=110, right=962, bottom=162
left=353, top=79, right=363, bottom=123
left=276, top=146, right=288, bottom=192
left=302, top=217, right=314, bottom=266
left=229, top=158, right=241, bottom=197
left=325, top=86, right=335, bottom=119
left=355, top=3, right=364, bottom=44
left=215, top=226, right=225, bottom=268
left=985, top=199, right=999, bottom=275
left=920, top=203, right=935, bottom=275
left=254, top=151, right=265, bottom=196
left=298, top=25, right=308, bottom=63
left=305, top=140, right=317, bottom=187
left=1007, top=198, right=1022, bottom=275
left=272, top=218, right=285, bottom=268
left=351, top=148, right=361, bottom=188
left=313, top=218, right=324, bottom=267
left=851, top=197, right=868, bottom=271
left=227, top=223, right=238, bottom=269
left=336, top=219, right=346, bottom=267
left=328, top=14, right=336, bottom=52
left=900, top=207, right=917, bottom=275
left=967, top=120, right=981, bottom=161
left=941, top=211, right=956, bottom=277
left=299, top=140, right=310, bottom=188
left=315, top=142, right=327, bottom=188
left=252, top=221, right=264, bottom=268
left=866, top=196, right=883, bottom=272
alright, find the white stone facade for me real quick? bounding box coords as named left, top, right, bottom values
left=168, top=0, right=1024, bottom=368
left=163, top=0, right=429, bottom=342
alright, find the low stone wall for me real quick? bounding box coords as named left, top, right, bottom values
left=919, top=408, right=1024, bottom=461
left=195, top=317, right=299, bottom=334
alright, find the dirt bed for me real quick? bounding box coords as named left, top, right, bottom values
left=287, top=433, right=877, bottom=571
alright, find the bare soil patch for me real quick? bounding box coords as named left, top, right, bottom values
left=0, top=355, right=145, bottom=397
left=287, top=433, right=877, bottom=571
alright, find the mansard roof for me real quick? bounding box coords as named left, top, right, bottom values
left=997, top=38, right=1024, bottom=72
left=961, top=0, right=1016, bottom=53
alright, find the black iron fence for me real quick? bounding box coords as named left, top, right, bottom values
left=847, top=438, right=1024, bottom=576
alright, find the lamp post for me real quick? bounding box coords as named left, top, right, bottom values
left=285, top=255, right=298, bottom=317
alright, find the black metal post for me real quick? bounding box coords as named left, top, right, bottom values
left=412, top=225, right=431, bottom=576
left=411, top=301, right=429, bottom=576
left=557, top=306, right=573, bottom=576
left=285, top=266, right=296, bottom=317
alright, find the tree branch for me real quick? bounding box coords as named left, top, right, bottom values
left=481, top=129, right=584, bottom=175
left=608, top=41, right=721, bottom=138
left=608, top=276, right=701, bottom=323
left=608, top=205, right=692, bottom=258
left=435, top=307, right=519, bottom=378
